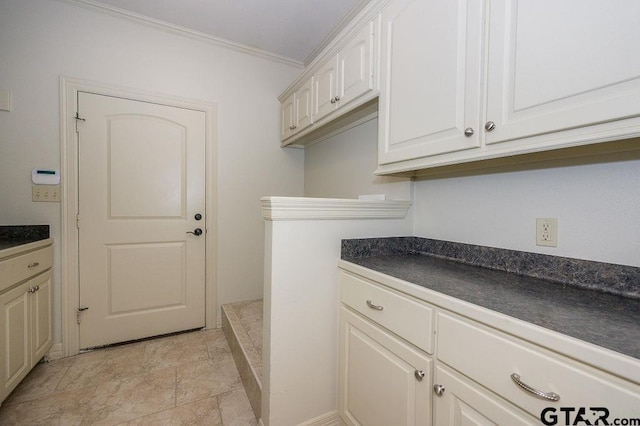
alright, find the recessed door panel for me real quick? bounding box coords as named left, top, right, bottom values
left=108, top=243, right=186, bottom=314
left=109, top=116, right=186, bottom=219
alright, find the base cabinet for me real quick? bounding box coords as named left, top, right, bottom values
left=338, top=263, right=640, bottom=426
left=0, top=244, right=54, bottom=405
left=339, top=307, right=432, bottom=426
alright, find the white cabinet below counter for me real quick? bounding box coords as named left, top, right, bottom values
left=0, top=240, right=54, bottom=405
left=338, top=262, right=640, bottom=426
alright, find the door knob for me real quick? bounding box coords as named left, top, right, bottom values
left=187, top=228, right=203, bottom=236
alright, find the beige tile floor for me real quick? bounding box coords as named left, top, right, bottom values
left=0, top=329, right=257, bottom=425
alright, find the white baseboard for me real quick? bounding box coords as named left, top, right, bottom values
left=47, top=343, right=64, bottom=360
left=299, top=411, right=339, bottom=426
left=258, top=411, right=338, bottom=426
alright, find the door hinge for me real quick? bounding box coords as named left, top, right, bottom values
left=76, top=306, right=89, bottom=324
left=75, top=112, right=85, bottom=133
left=76, top=214, right=80, bottom=229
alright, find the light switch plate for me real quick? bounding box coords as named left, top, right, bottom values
left=32, top=185, right=61, bottom=202
left=0, top=90, right=11, bottom=112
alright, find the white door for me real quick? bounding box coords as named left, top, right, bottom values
left=77, top=92, right=206, bottom=349
left=485, top=0, right=640, bottom=145
left=280, top=92, right=295, bottom=141
left=378, top=0, right=484, bottom=165
left=295, top=77, right=314, bottom=132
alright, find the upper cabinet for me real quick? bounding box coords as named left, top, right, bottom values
left=280, top=20, right=378, bottom=146
left=279, top=0, right=640, bottom=171
left=280, top=77, right=313, bottom=141
left=375, top=0, right=640, bottom=174
left=378, top=0, right=485, bottom=165
left=484, top=0, right=640, bottom=146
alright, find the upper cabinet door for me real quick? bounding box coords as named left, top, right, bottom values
left=485, top=0, right=640, bottom=145
left=337, top=22, right=374, bottom=106
left=296, top=77, right=314, bottom=132
left=313, top=57, right=338, bottom=122
left=378, top=0, right=484, bottom=165
left=280, top=92, right=295, bottom=141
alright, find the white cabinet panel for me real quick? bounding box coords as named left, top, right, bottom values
left=339, top=307, right=432, bottom=426
left=434, top=365, right=538, bottom=426
left=313, top=57, right=338, bottom=122
left=378, top=0, right=484, bottom=165
left=296, top=78, right=313, bottom=131
left=338, top=22, right=374, bottom=107
left=485, top=0, right=640, bottom=146
left=280, top=93, right=295, bottom=140
left=0, top=282, right=30, bottom=401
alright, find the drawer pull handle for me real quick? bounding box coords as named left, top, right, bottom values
left=366, top=300, right=383, bottom=311
left=511, top=373, right=560, bottom=401
left=27, top=262, right=40, bottom=268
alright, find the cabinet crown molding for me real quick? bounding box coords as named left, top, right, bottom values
left=261, top=197, right=411, bottom=221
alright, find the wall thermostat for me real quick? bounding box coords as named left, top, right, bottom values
left=32, top=169, right=60, bottom=185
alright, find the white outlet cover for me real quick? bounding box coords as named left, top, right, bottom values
left=536, top=218, right=558, bottom=247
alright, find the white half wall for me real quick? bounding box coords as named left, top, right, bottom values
left=0, top=0, right=304, bottom=343
left=262, top=197, right=412, bottom=426
left=304, top=118, right=412, bottom=200
left=413, top=158, right=640, bottom=267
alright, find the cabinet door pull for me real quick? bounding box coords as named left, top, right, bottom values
left=464, top=127, right=474, bottom=137
left=510, top=373, right=560, bottom=401
left=414, top=370, right=425, bottom=381
left=27, top=262, right=40, bottom=268
left=366, top=300, right=383, bottom=311
left=433, top=384, right=445, bottom=396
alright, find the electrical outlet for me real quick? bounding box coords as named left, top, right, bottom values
left=32, top=185, right=61, bottom=202
left=536, top=218, right=557, bottom=247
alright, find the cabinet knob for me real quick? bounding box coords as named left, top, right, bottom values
left=464, top=127, right=474, bottom=137
left=484, top=121, right=496, bottom=131
left=433, top=384, right=446, bottom=396
left=28, top=287, right=36, bottom=294
left=330, top=98, right=336, bottom=104
left=414, top=370, right=425, bottom=381
left=334, top=96, right=341, bottom=102
left=27, top=262, right=40, bottom=268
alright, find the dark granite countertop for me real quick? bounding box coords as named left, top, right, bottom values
left=0, top=225, right=50, bottom=251
left=342, top=252, right=640, bottom=360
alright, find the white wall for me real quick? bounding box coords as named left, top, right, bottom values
left=304, top=118, right=412, bottom=200
left=413, top=158, right=640, bottom=267
left=0, top=0, right=304, bottom=343
left=303, top=122, right=640, bottom=268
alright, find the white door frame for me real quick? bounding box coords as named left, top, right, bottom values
left=60, top=76, right=217, bottom=357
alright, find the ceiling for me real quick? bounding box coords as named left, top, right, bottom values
left=84, top=0, right=368, bottom=64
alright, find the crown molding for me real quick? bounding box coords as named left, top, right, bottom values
left=61, top=0, right=304, bottom=68
left=261, top=197, right=411, bottom=221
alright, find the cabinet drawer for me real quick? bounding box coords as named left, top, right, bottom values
left=0, top=245, right=53, bottom=293
left=340, top=271, right=434, bottom=353
left=437, top=312, right=640, bottom=419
